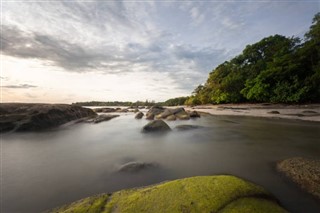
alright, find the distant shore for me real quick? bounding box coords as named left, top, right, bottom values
left=185, top=103, right=320, bottom=122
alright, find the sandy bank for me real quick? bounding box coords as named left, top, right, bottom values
left=185, top=103, right=320, bottom=122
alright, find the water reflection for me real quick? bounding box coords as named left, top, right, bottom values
left=2, top=114, right=320, bottom=213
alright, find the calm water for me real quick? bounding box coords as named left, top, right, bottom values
left=2, top=112, right=320, bottom=213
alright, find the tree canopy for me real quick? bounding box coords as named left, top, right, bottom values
left=185, top=13, right=320, bottom=105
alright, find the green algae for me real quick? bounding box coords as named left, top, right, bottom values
left=50, top=175, right=287, bottom=213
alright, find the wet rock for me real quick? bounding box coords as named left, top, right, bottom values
left=166, top=115, right=176, bottom=121
left=0, top=103, right=97, bottom=133
left=189, top=110, right=201, bottom=118
left=118, top=162, right=158, bottom=173
left=175, top=125, right=204, bottom=131
left=268, top=111, right=280, bottom=114
left=93, top=114, right=119, bottom=123
left=135, top=112, right=144, bottom=119
left=142, top=120, right=171, bottom=132
left=277, top=157, right=320, bottom=199
left=175, top=110, right=190, bottom=120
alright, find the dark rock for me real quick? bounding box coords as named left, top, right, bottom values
left=268, top=111, right=280, bottom=114
left=189, top=110, right=200, bottom=118
left=93, top=114, right=119, bottom=123
left=146, top=113, right=155, bottom=120
left=146, top=106, right=165, bottom=119
left=175, top=125, right=203, bottom=131
left=142, top=120, right=171, bottom=132
left=0, top=103, right=96, bottom=133
left=118, top=161, right=158, bottom=173
left=135, top=112, right=144, bottom=119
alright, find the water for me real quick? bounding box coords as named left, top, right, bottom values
left=2, top=112, right=320, bottom=213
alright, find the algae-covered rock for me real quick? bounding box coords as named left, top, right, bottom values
left=49, top=175, right=287, bottom=213
left=277, top=157, right=320, bottom=199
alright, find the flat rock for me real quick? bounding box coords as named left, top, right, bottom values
left=277, top=157, right=320, bottom=199
left=93, top=114, right=119, bottom=123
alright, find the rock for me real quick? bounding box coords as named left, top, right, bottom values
left=189, top=110, right=201, bottom=118
left=157, top=109, right=173, bottom=119
left=170, top=107, right=185, bottom=114
left=135, top=112, right=144, bottom=119
left=277, top=157, right=320, bottom=199
left=0, top=103, right=97, bottom=133
left=117, top=108, right=128, bottom=113
left=175, top=110, right=190, bottom=120
left=146, top=113, right=155, bottom=120
left=142, top=120, right=171, bottom=132
left=166, top=115, right=176, bottom=121
left=118, top=162, right=158, bottom=173
left=133, top=109, right=139, bottom=113
left=93, top=114, right=119, bottom=123
left=93, top=107, right=116, bottom=113
left=268, top=111, right=280, bottom=114
left=49, top=175, right=287, bottom=213
left=175, top=125, right=203, bottom=131
left=146, top=106, right=165, bottom=120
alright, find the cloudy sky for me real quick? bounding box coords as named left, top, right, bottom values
left=1, top=0, right=319, bottom=103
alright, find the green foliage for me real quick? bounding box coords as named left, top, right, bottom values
left=50, top=176, right=287, bottom=213
left=186, top=13, right=320, bottom=104
left=163, top=97, right=189, bottom=106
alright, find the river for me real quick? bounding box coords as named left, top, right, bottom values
left=2, top=111, right=320, bottom=212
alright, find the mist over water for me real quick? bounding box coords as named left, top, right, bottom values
left=2, top=113, right=320, bottom=213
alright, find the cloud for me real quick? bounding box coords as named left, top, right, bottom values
left=1, top=84, right=38, bottom=89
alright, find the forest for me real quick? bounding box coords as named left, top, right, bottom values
left=184, top=13, right=320, bottom=105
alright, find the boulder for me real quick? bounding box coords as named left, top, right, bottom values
left=0, top=103, right=97, bottom=132
left=135, top=112, right=144, bottom=119
left=166, top=115, right=176, bottom=121
left=118, top=162, right=158, bottom=173
left=142, top=120, right=171, bottom=132
left=49, top=175, right=287, bottom=213
left=277, top=157, right=320, bottom=199
left=146, top=106, right=165, bottom=120
left=146, top=113, right=155, bottom=120
left=175, top=110, right=190, bottom=120
left=157, top=109, right=173, bottom=119
left=175, top=125, right=203, bottom=131
left=189, top=110, right=201, bottom=118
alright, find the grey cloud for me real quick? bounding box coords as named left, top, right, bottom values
left=1, top=84, right=38, bottom=89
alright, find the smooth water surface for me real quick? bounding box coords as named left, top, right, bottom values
left=2, top=112, right=320, bottom=212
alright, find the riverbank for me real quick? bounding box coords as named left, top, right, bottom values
left=185, top=103, right=320, bottom=122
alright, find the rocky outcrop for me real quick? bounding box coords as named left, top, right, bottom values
left=49, top=175, right=287, bottom=213
left=142, top=120, right=171, bottom=133
left=0, top=103, right=97, bottom=133
left=118, top=162, right=158, bottom=173
left=277, top=157, right=320, bottom=199
left=93, top=107, right=117, bottom=113
left=146, top=107, right=199, bottom=121
left=135, top=112, right=144, bottom=119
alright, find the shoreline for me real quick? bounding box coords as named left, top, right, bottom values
left=184, top=103, right=320, bottom=122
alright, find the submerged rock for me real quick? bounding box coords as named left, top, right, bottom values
left=118, top=162, right=158, bottom=173
left=175, top=125, right=204, bottom=131
left=189, top=110, right=201, bottom=118
left=135, top=112, right=144, bottom=119
left=277, top=157, right=320, bottom=199
left=142, top=120, right=171, bottom=132
left=0, top=103, right=96, bottom=133
left=49, top=175, right=287, bottom=213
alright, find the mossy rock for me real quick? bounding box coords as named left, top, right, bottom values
left=49, top=175, right=287, bottom=213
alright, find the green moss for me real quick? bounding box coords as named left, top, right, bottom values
left=50, top=175, right=287, bottom=213
left=219, top=197, right=288, bottom=213
left=50, top=194, right=109, bottom=213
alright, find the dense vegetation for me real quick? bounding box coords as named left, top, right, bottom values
left=185, top=13, right=320, bottom=105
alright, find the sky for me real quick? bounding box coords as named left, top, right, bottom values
left=1, top=0, right=319, bottom=103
